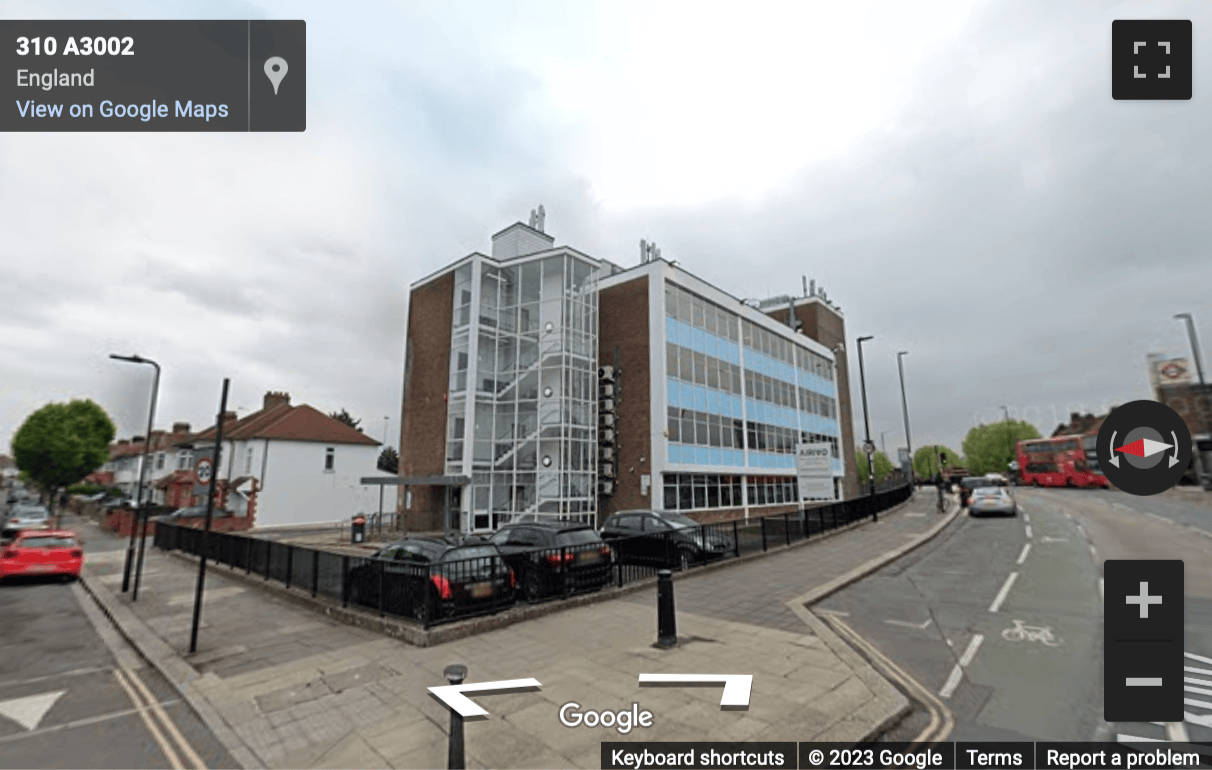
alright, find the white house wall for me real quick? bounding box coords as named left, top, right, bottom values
left=255, top=441, right=391, bottom=528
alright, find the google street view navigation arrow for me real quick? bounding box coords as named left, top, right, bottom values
left=1115, top=437, right=1173, bottom=459
left=427, top=678, right=541, bottom=718
left=637, top=674, right=753, bottom=707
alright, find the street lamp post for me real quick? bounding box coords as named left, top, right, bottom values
left=856, top=336, right=876, bottom=518
left=1001, top=405, right=1013, bottom=476
left=880, top=431, right=889, bottom=455
left=896, top=351, right=913, bottom=484
left=109, top=354, right=160, bottom=597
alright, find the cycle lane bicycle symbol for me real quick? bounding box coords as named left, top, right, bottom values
left=1001, top=619, right=1062, bottom=646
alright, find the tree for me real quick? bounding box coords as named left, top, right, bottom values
left=377, top=446, right=399, bottom=474
left=12, top=400, right=116, bottom=511
left=855, top=450, right=896, bottom=485
left=912, top=445, right=963, bottom=480
left=962, top=419, right=1042, bottom=475
left=329, top=408, right=363, bottom=432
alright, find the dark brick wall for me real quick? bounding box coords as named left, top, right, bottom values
left=399, top=272, right=455, bottom=531
left=598, top=276, right=652, bottom=522
left=764, top=301, right=857, bottom=500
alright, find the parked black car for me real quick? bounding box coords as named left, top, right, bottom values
left=489, top=521, right=612, bottom=602
left=346, top=536, right=515, bottom=623
left=599, top=510, right=736, bottom=571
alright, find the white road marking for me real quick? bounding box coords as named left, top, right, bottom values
left=1089, top=544, right=1098, bottom=559
left=939, top=634, right=984, bottom=699
left=817, top=609, right=850, bottom=617
left=1146, top=512, right=1170, bottom=524
left=1016, top=543, right=1031, bottom=564
left=1187, top=652, right=1212, bottom=666
left=885, top=618, right=932, bottom=629
left=906, top=513, right=926, bottom=518
left=1112, top=502, right=1135, bottom=512
left=989, top=572, right=1018, bottom=613
left=0, top=698, right=182, bottom=746
left=1041, top=536, right=1068, bottom=543
left=1117, top=734, right=1165, bottom=743
left=0, top=667, right=111, bottom=689
left=1099, top=579, right=1104, bottom=601
left=0, top=691, right=65, bottom=731
left=1185, top=697, right=1212, bottom=711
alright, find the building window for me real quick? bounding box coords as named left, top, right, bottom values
left=662, top=473, right=747, bottom=511
left=156, top=453, right=165, bottom=470
left=245, top=446, right=254, bottom=474
left=324, top=447, right=335, bottom=472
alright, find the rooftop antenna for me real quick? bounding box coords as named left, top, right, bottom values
left=802, top=276, right=808, bottom=297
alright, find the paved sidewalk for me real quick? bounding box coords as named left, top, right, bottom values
left=73, top=493, right=958, bottom=769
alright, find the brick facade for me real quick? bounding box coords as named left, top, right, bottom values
left=398, top=271, right=455, bottom=531
left=598, top=276, right=652, bottom=522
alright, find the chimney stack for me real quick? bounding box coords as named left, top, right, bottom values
left=172, top=422, right=191, bottom=434
left=263, top=391, right=291, bottom=411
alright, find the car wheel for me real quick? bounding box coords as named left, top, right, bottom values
left=523, top=570, right=543, bottom=603
left=411, top=587, right=434, bottom=624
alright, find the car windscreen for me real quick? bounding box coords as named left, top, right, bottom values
left=443, top=546, right=499, bottom=562
left=555, top=529, right=602, bottom=545
left=15, top=508, right=49, bottom=519
left=19, top=536, right=76, bottom=548
left=973, top=487, right=1005, bottom=497
left=659, top=514, right=699, bottom=529
left=961, top=478, right=987, bottom=488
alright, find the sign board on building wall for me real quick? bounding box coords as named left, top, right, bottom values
left=796, top=443, right=835, bottom=501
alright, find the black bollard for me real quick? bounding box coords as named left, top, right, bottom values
left=444, top=663, right=468, bottom=770
left=656, top=569, right=677, bottom=648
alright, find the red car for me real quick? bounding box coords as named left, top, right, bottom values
left=0, top=530, right=84, bottom=581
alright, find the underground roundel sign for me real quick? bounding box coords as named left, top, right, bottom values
left=194, top=457, right=214, bottom=486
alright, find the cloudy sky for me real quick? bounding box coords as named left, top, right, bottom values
left=2, top=0, right=1210, bottom=461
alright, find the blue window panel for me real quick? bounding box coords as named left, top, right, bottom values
left=664, top=316, right=675, bottom=345
left=695, top=447, right=709, bottom=465
left=692, top=386, right=707, bottom=412
left=688, top=327, right=703, bottom=353
left=705, top=390, right=717, bottom=414
left=676, top=321, right=690, bottom=347
left=732, top=394, right=743, bottom=417
left=667, top=379, right=680, bottom=408
left=667, top=444, right=677, bottom=464
left=678, top=381, right=694, bottom=408
left=710, top=448, right=722, bottom=466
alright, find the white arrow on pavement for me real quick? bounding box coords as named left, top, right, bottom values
left=637, top=674, right=753, bottom=707
left=0, top=690, right=65, bottom=731
left=427, top=678, right=541, bottom=718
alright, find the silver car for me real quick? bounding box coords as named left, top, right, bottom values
left=3, top=504, right=52, bottom=537
left=967, top=487, right=1017, bottom=517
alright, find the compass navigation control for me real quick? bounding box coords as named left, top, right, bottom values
left=1096, top=400, right=1191, bottom=496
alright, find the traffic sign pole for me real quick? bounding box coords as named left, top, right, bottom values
left=190, top=377, right=229, bottom=654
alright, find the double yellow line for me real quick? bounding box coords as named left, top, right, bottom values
left=112, top=666, right=207, bottom=769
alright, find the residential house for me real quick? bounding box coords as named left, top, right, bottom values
left=190, top=391, right=389, bottom=528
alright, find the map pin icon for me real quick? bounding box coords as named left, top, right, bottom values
left=264, top=57, right=288, bottom=95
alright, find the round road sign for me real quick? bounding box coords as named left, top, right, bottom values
left=194, top=457, right=214, bottom=486
left=862, top=441, right=876, bottom=455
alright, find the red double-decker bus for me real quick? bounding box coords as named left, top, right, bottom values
left=1016, top=435, right=1110, bottom=488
